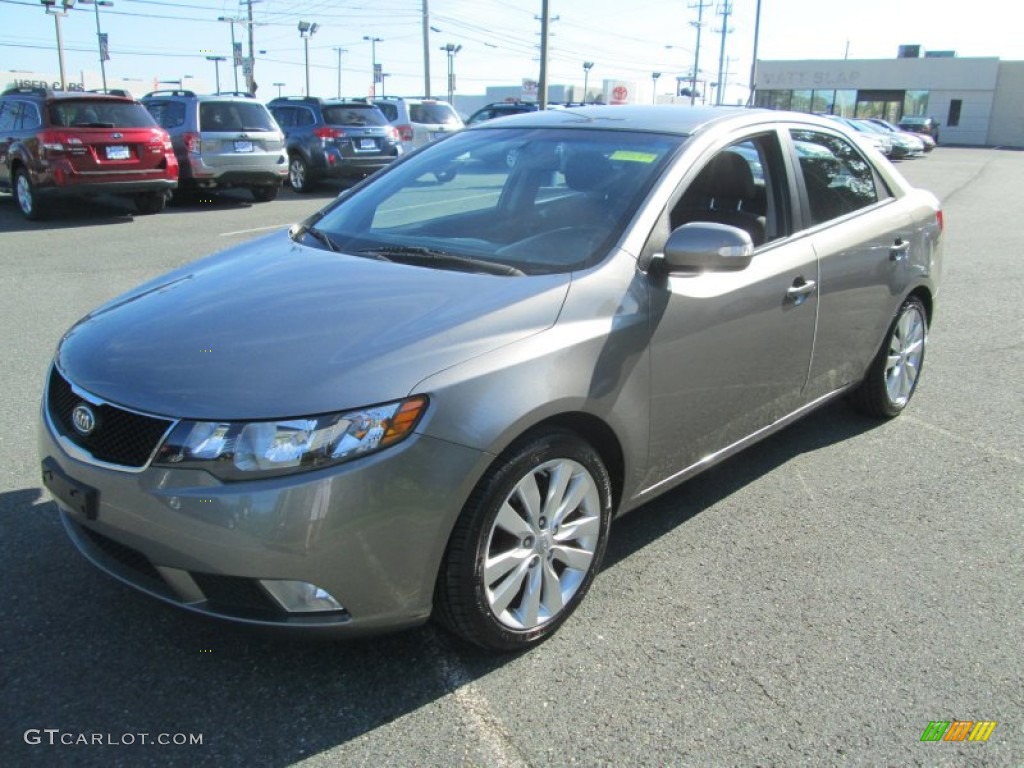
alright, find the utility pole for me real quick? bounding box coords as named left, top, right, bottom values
left=537, top=0, right=551, bottom=108
left=714, top=1, right=733, bottom=105
left=746, top=0, right=762, bottom=106
left=245, top=0, right=256, bottom=94
left=332, top=47, right=347, bottom=97
left=422, top=0, right=431, bottom=98
left=688, top=0, right=712, bottom=106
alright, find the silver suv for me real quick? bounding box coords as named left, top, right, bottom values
left=371, top=96, right=463, bottom=153
left=141, top=90, right=287, bottom=202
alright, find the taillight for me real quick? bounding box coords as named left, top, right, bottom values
left=936, top=209, right=944, bottom=232
left=396, top=124, right=413, bottom=142
left=38, top=130, right=86, bottom=156
left=150, top=128, right=173, bottom=153
left=387, top=125, right=401, bottom=143
left=314, top=126, right=345, bottom=140
left=183, top=132, right=201, bottom=154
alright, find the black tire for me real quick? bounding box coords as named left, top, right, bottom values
left=434, top=429, right=613, bottom=651
left=850, top=296, right=928, bottom=418
left=251, top=185, right=279, bottom=203
left=134, top=191, right=167, bottom=215
left=288, top=155, right=316, bottom=193
left=14, top=168, right=45, bottom=220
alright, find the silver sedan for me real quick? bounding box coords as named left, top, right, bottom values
left=40, top=106, right=943, bottom=651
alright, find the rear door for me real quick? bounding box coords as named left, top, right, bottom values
left=785, top=126, right=914, bottom=400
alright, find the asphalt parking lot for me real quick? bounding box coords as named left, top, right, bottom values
left=1, top=148, right=1021, bottom=767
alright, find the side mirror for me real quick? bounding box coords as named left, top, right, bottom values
left=661, top=222, right=754, bottom=272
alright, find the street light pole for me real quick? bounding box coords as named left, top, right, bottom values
left=582, top=61, right=593, bottom=104
left=363, top=36, right=382, bottom=98
left=273, top=81, right=286, bottom=97
left=651, top=72, right=661, bottom=104
left=298, top=21, right=318, bottom=96
left=78, top=0, right=113, bottom=91
left=206, top=55, right=226, bottom=93
left=440, top=43, right=460, bottom=105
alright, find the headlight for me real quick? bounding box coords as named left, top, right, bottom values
left=153, top=396, right=427, bottom=480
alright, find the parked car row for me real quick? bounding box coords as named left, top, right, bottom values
left=824, top=115, right=936, bottom=160
left=0, top=87, right=467, bottom=218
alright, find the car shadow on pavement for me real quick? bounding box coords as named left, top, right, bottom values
left=0, top=196, right=139, bottom=231
left=1, top=400, right=881, bottom=767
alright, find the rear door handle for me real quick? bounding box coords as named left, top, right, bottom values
left=890, top=238, right=911, bottom=261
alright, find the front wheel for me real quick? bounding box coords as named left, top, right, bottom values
left=851, top=296, right=928, bottom=418
left=434, top=430, right=612, bottom=651
left=288, top=155, right=315, bottom=193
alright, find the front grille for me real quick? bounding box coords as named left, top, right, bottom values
left=190, top=573, right=285, bottom=619
left=47, top=367, right=173, bottom=468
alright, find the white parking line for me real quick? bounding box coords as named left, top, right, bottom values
left=219, top=224, right=288, bottom=237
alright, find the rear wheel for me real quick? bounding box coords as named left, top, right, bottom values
left=134, top=191, right=167, bottom=215
left=851, top=296, right=928, bottom=418
left=14, top=169, right=45, bottom=220
left=251, top=185, right=279, bottom=203
left=434, top=430, right=612, bottom=651
left=288, top=155, right=315, bottom=193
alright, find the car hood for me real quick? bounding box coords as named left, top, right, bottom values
left=57, top=231, right=570, bottom=420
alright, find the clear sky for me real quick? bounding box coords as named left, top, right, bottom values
left=2, top=0, right=1021, bottom=105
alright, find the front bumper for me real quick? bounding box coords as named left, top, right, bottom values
left=39, top=408, right=488, bottom=635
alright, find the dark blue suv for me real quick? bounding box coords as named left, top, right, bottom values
left=267, top=97, right=402, bottom=192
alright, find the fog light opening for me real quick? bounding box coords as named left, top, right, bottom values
left=260, top=580, right=345, bottom=613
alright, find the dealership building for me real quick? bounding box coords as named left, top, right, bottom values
left=752, top=54, right=1024, bottom=147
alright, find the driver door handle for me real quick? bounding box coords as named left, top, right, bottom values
left=786, top=277, right=816, bottom=297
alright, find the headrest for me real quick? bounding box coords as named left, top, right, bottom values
left=702, top=150, right=756, bottom=201
left=563, top=151, right=612, bottom=193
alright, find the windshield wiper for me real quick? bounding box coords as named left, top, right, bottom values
left=293, top=224, right=339, bottom=252
left=357, top=246, right=524, bottom=277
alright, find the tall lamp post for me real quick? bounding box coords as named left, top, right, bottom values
left=206, top=55, right=226, bottom=93
left=298, top=21, right=319, bottom=96
left=651, top=71, right=661, bottom=104
left=440, top=42, right=460, bottom=105
left=273, top=81, right=286, bottom=97
left=78, top=0, right=113, bottom=90
left=218, top=15, right=244, bottom=92
left=332, top=47, right=347, bottom=98
left=363, top=36, right=382, bottom=97
left=39, top=0, right=75, bottom=91
left=582, top=61, right=594, bottom=104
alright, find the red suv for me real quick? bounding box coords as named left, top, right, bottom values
left=0, top=87, right=178, bottom=220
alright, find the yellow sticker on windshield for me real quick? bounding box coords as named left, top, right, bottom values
left=609, top=150, right=658, bottom=163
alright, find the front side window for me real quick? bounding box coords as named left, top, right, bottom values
left=312, top=127, right=681, bottom=275
left=790, top=129, right=880, bottom=227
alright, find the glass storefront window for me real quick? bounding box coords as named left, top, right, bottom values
left=903, top=90, right=929, bottom=117
left=791, top=89, right=812, bottom=113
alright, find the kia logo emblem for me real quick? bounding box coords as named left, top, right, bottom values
left=71, top=404, right=97, bottom=436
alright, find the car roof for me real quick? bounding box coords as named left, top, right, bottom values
left=463, top=104, right=840, bottom=138
left=2, top=87, right=133, bottom=103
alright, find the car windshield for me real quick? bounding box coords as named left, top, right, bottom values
left=322, top=105, right=389, bottom=127
left=310, top=126, right=681, bottom=275
left=409, top=102, right=461, bottom=125
left=49, top=100, right=157, bottom=128
left=199, top=101, right=276, bottom=131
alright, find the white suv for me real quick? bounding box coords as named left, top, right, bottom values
left=372, top=96, right=463, bottom=153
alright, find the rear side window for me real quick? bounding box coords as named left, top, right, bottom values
left=322, top=105, right=389, bottom=127
left=144, top=100, right=186, bottom=129
left=409, top=103, right=460, bottom=125
left=375, top=102, right=398, bottom=122
left=199, top=101, right=276, bottom=132
left=790, top=129, right=880, bottom=227
left=49, top=100, right=157, bottom=128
